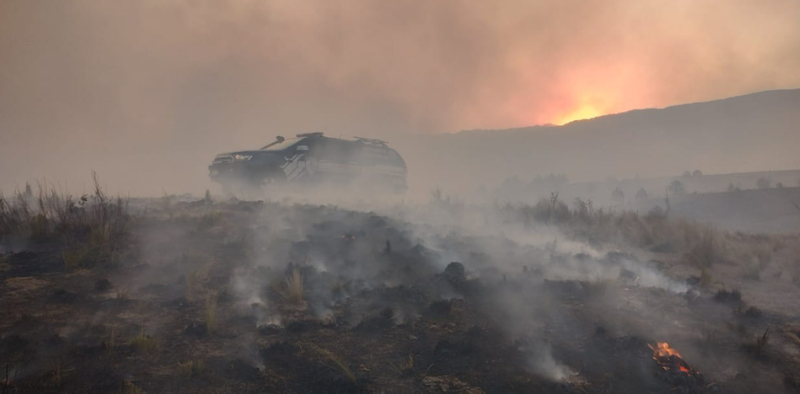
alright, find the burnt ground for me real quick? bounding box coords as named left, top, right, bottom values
left=2, top=200, right=800, bottom=393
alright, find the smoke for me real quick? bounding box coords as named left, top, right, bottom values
left=2, top=0, right=800, bottom=195
left=526, top=342, right=577, bottom=382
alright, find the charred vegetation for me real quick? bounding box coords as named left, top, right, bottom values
left=1, top=183, right=800, bottom=393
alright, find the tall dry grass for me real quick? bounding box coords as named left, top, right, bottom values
left=281, top=268, right=305, bottom=305
left=313, top=345, right=356, bottom=383
left=495, top=195, right=789, bottom=268
left=0, top=173, right=130, bottom=268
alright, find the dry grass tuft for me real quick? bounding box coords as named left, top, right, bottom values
left=785, top=331, right=800, bottom=348
left=0, top=255, right=10, bottom=273
left=686, top=229, right=719, bottom=268
left=103, top=326, right=117, bottom=355
left=185, top=270, right=200, bottom=301
left=115, top=288, right=129, bottom=303
left=121, top=381, right=144, bottom=394
left=178, top=359, right=206, bottom=379
left=62, top=248, right=87, bottom=271
left=314, top=346, right=356, bottom=383
left=205, top=294, right=218, bottom=334
left=754, top=328, right=770, bottom=357
left=1, top=363, right=16, bottom=391
left=389, top=352, right=415, bottom=377
left=185, top=259, right=215, bottom=301
left=50, top=358, right=64, bottom=388
left=131, top=328, right=157, bottom=354
left=281, top=269, right=305, bottom=306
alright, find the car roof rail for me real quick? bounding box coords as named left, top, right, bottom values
left=354, top=136, right=389, bottom=145
left=296, top=132, right=324, bottom=138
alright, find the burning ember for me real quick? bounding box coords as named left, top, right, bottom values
left=648, top=342, right=704, bottom=391
left=648, top=342, right=694, bottom=374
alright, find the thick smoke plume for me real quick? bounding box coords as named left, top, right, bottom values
left=2, top=0, right=800, bottom=195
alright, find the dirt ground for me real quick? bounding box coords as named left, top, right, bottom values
left=2, top=198, right=800, bottom=394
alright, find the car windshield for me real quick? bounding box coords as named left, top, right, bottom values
left=261, top=137, right=303, bottom=151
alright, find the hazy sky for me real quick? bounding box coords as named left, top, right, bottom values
left=1, top=0, right=799, bottom=194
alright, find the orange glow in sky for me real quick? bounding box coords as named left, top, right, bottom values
left=547, top=90, right=617, bottom=125
left=503, top=87, right=619, bottom=128
left=553, top=103, right=606, bottom=125
left=512, top=64, right=631, bottom=126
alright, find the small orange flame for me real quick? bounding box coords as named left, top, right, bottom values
left=649, top=342, right=691, bottom=373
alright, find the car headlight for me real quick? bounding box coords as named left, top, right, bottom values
left=234, top=154, right=252, bottom=161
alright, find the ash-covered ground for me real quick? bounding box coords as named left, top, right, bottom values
left=2, top=191, right=800, bottom=394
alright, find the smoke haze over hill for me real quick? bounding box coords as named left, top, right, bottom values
left=398, top=89, right=800, bottom=197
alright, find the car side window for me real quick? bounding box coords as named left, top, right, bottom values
left=358, top=145, right=390, bottom=166
left=320, top=139, right=355, bottom=162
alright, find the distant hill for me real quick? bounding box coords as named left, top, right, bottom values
left=394, top=88, right=800, bottom=197
left=492, top=168, right=800, bottom=206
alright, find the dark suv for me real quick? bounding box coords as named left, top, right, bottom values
left=209, top=132, right=407, bottom=194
